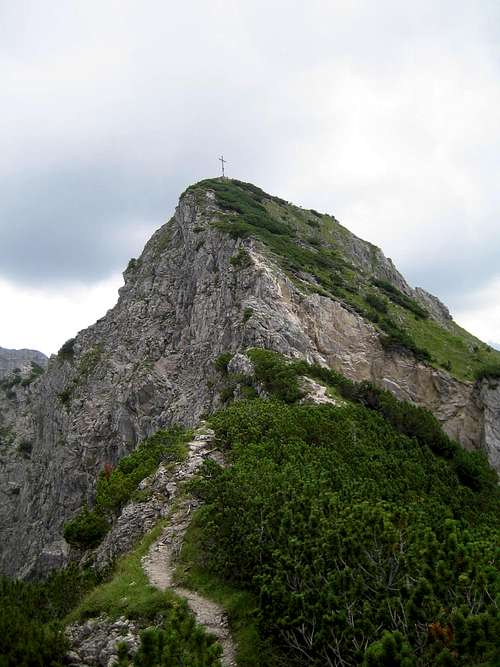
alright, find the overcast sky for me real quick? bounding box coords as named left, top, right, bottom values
left=1, top=1, right=500, bottom=355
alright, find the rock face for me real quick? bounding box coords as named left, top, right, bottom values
left=0, top=347, right=47, bottom=379
left=479, top=379, right=500, bottom=473
left=66, top=616, right=141, bottom=667
left=0, top=181, right=497, bottom=578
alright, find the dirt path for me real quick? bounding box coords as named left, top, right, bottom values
left=142, top=429, right=237, bottom=667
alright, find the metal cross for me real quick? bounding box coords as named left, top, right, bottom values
left=219, top=155, right=227, bottom=178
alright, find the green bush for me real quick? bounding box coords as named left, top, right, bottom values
left=63, top=505, right=109, bottom=548
left=243, top=307, right=254, bottom=323
left=219, top=385, right=235, bottom=403
left=17, top=440, right=33, bottom=458
left=475, top=362, right=500, bottom=381
left=195, top=398, right=500, bottom=666
left=0, top=566, right=97, bottom=666
left=58, top=337, right=76, bottom=359
left=372, top=279, right=429, bottom=319
left=365, top=291, right=388, bottom=314
left=247, top=348, right=303, bottom=403
left=230, top=248, right=252, bottom=269
left=214, top=352, right=233, bottom=375
left=363, top=631, right=416, bottom=666
left=58, top=387, right=73, bottom=406
left=63, top=428, right=188, bottom=548
left=116, top=603, right=222, bottom=666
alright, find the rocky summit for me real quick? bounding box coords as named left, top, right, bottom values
left=3, top=178, right=500, bottom=667
left=1, top=177, right=499, bottom=582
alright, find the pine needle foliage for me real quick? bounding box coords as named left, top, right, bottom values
left=0, top=567, right=98, bottom=666
left=190, top=349, right=500, bottom=666
left=64, top=428, right=188, bottom=548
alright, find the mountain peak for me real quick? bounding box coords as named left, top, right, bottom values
left=1, top=178, right=500, bottom=579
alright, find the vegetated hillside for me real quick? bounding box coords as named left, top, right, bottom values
left=1, top=175, right=500, bottom=584
left=188, top=350, right=500, bottom=667
left=186, top=178, right=500, bottom=382
left=1, top=349, right=498, bottom=666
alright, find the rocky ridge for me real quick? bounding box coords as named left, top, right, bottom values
left=0, top=346, right=47, bottom=380
left=66, top=424, right=235, bottom=667
left=0, top=178, right=499, bottom=579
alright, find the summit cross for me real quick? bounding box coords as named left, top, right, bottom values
left=219, top=155, right=227, bottom=178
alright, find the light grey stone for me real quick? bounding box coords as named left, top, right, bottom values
left=0, top=347, right=47, bottom=380
left=66, top=615, right=141, bottom=667
left=0, top=185, right=498, bottom=579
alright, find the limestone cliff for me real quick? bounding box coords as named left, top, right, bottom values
left=0, top=178, right=498, bottom=578
left=0, top=347, right=47, bottom=380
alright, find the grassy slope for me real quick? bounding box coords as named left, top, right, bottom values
left=401, top=311, right=498, bottom=381
left=66, top=520, right=176, bottom=624
left=186, top=178, right=500, bottom=382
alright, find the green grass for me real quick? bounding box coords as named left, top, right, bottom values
left=64, top=428, right=190, bottom=548
left=175, top=507, right=280, bottom=667
left=185, top=178, right=500, bottom=383
left=66, top=519, right=176, bottom=623
left=66, top=512, right=225, bottom=666
left=401, top=311, right=500, bottom=381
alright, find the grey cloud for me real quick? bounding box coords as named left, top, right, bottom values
left=0, top=161, right=165, bottom=284
left=1, top=0, right=500, bottom=318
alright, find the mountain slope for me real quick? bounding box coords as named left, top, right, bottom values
left=0, top=347, right=47, bottom=380
left=0, top=177, right=499, bottom=578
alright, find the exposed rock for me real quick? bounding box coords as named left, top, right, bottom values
left=0, top=182, right=497, bottom=579
left=66, top=616, right=141, bottom=667
left=0, top=347, right=47, bottom=380
left=414, top=287, right=453, bottom=328
left=300, top=377, right=339, bottom=406
left=89, top=462, right=176, bottom=572
left=479, top=379, right=500, bottom=472
left=227, top=353, right=254, bottom=377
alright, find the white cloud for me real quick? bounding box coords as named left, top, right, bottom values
left=0, top=275, right=123, bottom=356
left=1, top=0, right=500, bottom=351
left=454, top=275, right=500, bottom=344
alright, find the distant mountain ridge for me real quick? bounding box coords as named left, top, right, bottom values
left=0, top=346, right=47, bottom=380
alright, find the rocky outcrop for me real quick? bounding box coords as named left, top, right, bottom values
left=0, top=347, right=47, bottom=379
left=0, top=182, right=497, bottom=579
left=90, top=462, right=174, bottom=573
left=479, top=379, right=500, bottom=473
left=66, top=616, right=141, bottom=667
left=414, top=288, right=453, bottom=329
left=66, top=425, right=233, bottom=667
